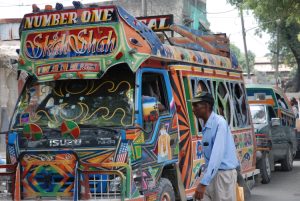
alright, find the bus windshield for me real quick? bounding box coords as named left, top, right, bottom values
left=11, top=67, right=135, bottom=129
left=250, top=105, right=267, bottom=124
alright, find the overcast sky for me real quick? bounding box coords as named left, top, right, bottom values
left=207, top=0, right=270, bottom=58
left=0, top=0, right=270, bottom=57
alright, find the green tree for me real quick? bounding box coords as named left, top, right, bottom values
left=230, top=43, right=256, bottom=72
left=228, top=0, right=300, bottom=91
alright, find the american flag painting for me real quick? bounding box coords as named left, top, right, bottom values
left=116, top=143, right=128, bottom=162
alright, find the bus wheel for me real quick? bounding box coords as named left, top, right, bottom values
left=260, top=152, right=271, bottom=184
left=157, top=178, right=175, bottom=201
left=281, top=145, right=293, bottom=171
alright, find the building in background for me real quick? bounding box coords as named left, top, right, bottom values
left=117, top=0, right=209, bottom=31
left=254, top=57, right=292, bottom=87
left=244, top=57, right=293, bottom=89
left=0, top=18, right=21, bottom=154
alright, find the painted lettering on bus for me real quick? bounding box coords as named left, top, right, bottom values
left=49, top=139, right=82, bottom=147
left=25, top=27, right=117, bottom=60
left=24, top=7, right=116, bottom=29
left=137, top=15, right=173, bottom=32
left=37, top=62, right=100, bottom=76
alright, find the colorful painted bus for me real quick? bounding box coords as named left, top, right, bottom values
left=247, top=84, right=297, bottom=184
left=1, top=3, right=258, bottom=201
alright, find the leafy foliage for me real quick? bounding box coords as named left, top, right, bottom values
left=228, top=0, right=300, bottom=91
left=230, top=43, right=256, bottom=72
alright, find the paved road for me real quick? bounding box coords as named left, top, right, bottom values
left=249, top=160, right=300, bottom=201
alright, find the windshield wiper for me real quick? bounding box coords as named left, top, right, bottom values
left=42, top=127, right=61, bottom=132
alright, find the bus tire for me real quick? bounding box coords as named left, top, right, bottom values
left=260, top=152, right=271, bottom=184
left=157, top=178, right=175, bottom=201
left=281, top=145, right=293, bottom=171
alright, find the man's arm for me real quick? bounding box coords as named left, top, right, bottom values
left=200, top=119, right=227, bottom=186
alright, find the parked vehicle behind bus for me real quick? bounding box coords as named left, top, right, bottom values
left=1, top=3, right=258, bottom=200
left=247, top=84, right=297, bottom=184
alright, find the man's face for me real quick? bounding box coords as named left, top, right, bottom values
left=192, top=102, right=209, bottom=119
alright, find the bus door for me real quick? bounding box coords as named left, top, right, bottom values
left=135, top=68, right=178, bottom=190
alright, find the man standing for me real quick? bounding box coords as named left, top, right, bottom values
left=191, top=92, right=239, bottom=201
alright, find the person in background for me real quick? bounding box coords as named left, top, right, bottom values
left=191, top=92, right=239, bottom=201
left=277, top=97, right=287, bottom=109
left=291, top=97, right=299, bottom=118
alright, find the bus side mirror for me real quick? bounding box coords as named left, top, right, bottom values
left=271, top=118, right=281, bottom=127
left=142, top=96, right=159, bottom=122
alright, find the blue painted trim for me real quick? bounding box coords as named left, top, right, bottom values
left=7, top=132, right=20, bottom=163
left=116, top=6, right=166, bottom=56
left=162, top=159, right=179, bottom=166
left=8, top=132, right=17, bottom=145
left=246, top=88, right=274, bottom=96
left=121, top=130, right=127, bottom=142
left=135, top=68, right=143, bottom=125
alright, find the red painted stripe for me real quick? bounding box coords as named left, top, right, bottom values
left=181, top=70, right=242, bottom=80
left=231, top=128, right=253, bottom=134
left=255, top=134, right=267, bottom=137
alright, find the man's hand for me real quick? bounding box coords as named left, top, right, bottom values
left=195, top=183, right=206, bottom=200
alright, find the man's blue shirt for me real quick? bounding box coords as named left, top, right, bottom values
left=200, top=112, right=239, bottom=186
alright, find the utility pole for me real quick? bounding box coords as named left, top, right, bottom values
left=239, top=6, right=251, bottom=80
left=141, top=0, right=147, bottom=16
left=275, top=20, right=280, bottom=87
